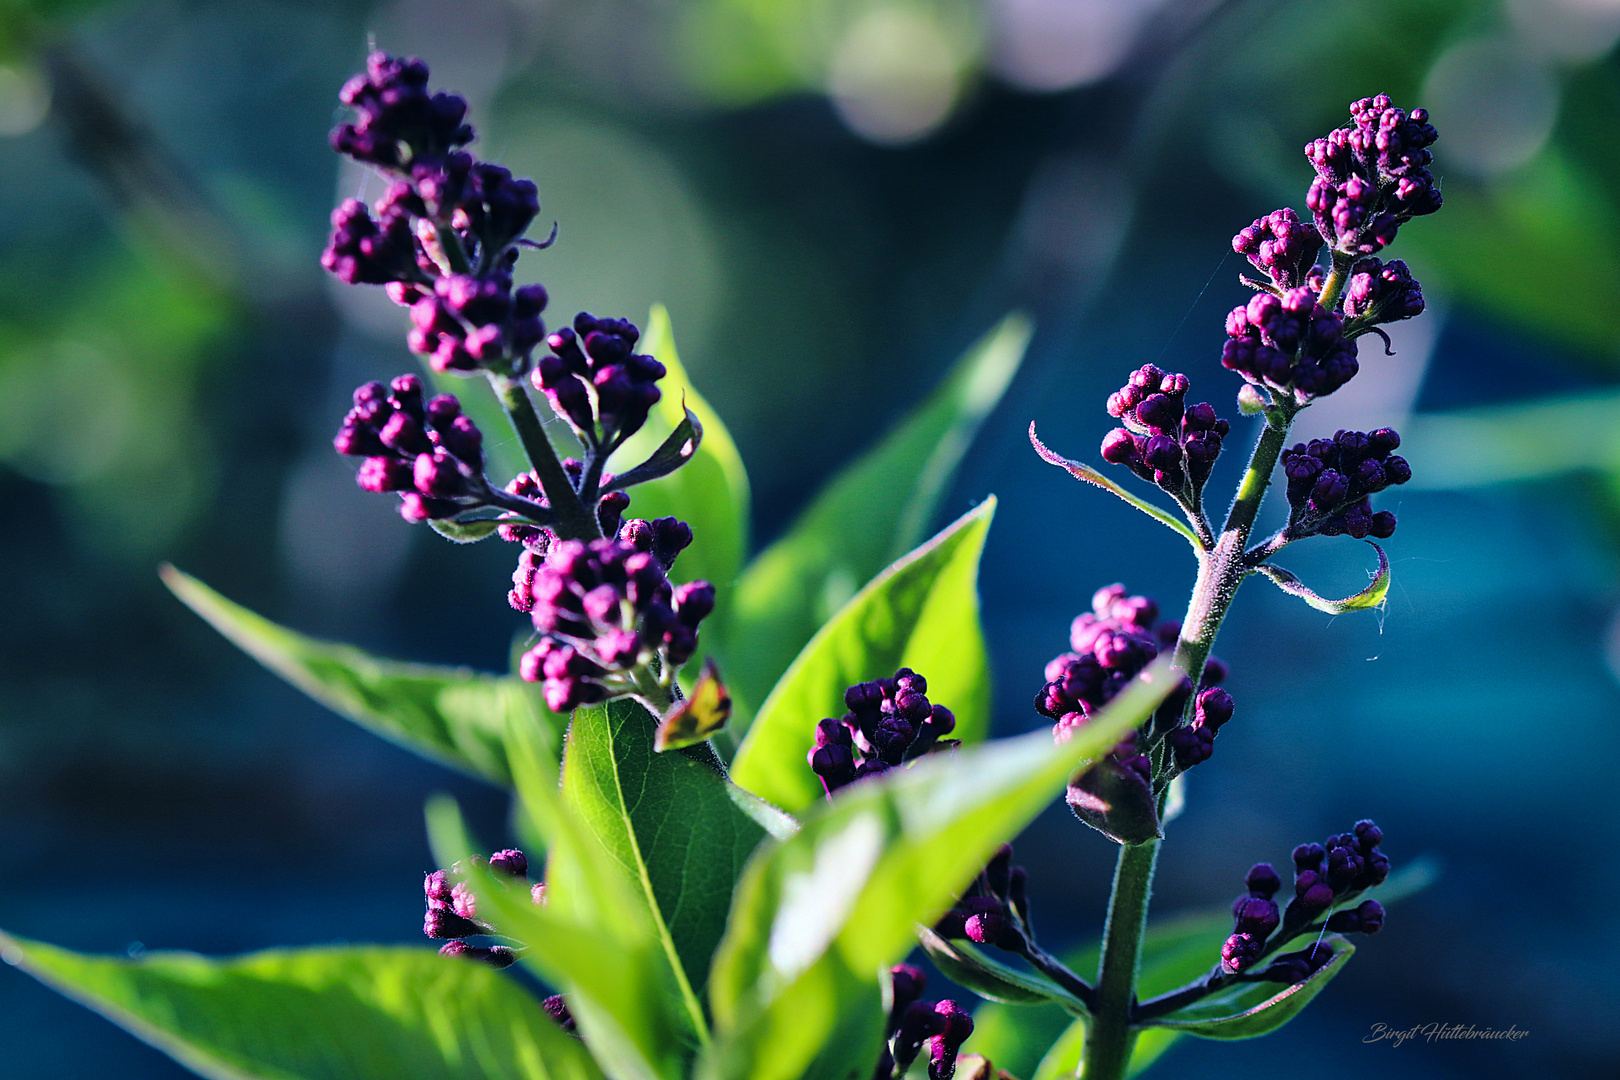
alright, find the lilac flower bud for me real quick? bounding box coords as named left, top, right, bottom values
left=1233, top=208, right=1324, bottom=289
left=1260, top=942, right=1334, bottom=984
left=1232, top=896, right=1280, bottom=938
left=543, top=994, right=577, bottom=1034
left=1280, top=429, right=1410, bottom=539
left=927, top=1001, right=974, bottom=1080
left=488, top=849, right=527, bottom=878
left=1221, top=932, right=1261, bottom=975
left=888, top=965, right=927, bottom=1033
left=892, top=1001, right=940, bottom=1075
left=1102, top=368, right=1230, bottom=495
left=1245, top=863, right=1281, bottom=899
left=424, top=907, right=482, bottom=940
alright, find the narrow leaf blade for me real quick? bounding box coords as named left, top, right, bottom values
left=429, top=517, right=505, bottom=543
left=1028, top=424, right=1200, bottom=548
left=1253, top=541, right=1390, bottom=614
left=915, top=927, right=1087, bottom=1013
left=723, top=315, right=1031, bottom=714
left=0, top=933, right=602, bottom=1080
left=729, top=499, right=995, bottom=814
left=605, top=408, right=703, bottom=493
left=162, top=565, right=561, bottom=785
left=1141, top=936, right=1356, bottom=1039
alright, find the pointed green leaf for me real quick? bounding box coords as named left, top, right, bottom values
left=730, top=499, right=995, bottom=814
left=1253, top=541, right=1389, bottom=614
left=915, top=927, right=1087, bottom=1014
left=704, top=664, right=1176, bottom=1080
left=427, top=798, right=685, bottom=1080
left=605, top=408, right=703, bottom=493
left=162, top=565, right=560, bottom=786
left=429, top=517, right=506, bottom=544
left=1141, top=936, right=1355, bottom=1038
left=723, top=314, right=1031, bottom=715
left=558, top=697, right=772, bottom=1025
left=0, top=934, right=602, bottom=1080
left=611, top=305, right=750, bottom=591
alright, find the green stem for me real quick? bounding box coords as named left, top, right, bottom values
left=487, top=373, right=601, bottom=540
left=1080, top=840, right=1159, bottom=1080
left=1083, top=404, right=1304, bottom=1080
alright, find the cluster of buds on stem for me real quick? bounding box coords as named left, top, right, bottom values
left=423, top=848, right=539, bottom=969
left=808, top=668, right=958, bottom=796
left=1306, top=96, right=1440, bottom=258
left=1219, top=821, right=1390, bottom=981
left=334, top=375, right=550, bottom=525
left=1279, top=427, right=1410, bottom=541
left=515, top=521, right=712, bottom=712
left=533, top=314, right=667, bottom=465
left=1101, top=365, right=1230, bottom=514
left=323, top=53, right=550, bottom=377
left=1035, top=585, right=1228, bottom=844
left=1222, top=287, right=1359, bottom=402
left=873, top=965, right=975, bottom=1080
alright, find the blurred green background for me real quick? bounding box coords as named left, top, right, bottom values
left=2, top=0, right=1618, bottom=1076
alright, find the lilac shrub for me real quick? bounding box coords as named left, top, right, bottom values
left=1, top=64, right=1447, bottom=1080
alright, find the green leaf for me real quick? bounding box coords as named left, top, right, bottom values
left=426, top=798, right=686, bottom=1080
left=1027, top=424, right=1200, bottom=549
left=729, top=498, right=996, bottom=814
left=1252, top=541, right=1389, bottom=614
left=429, top=517, right=506, bottom=544
left=0, top=933, right=602, bottom=1080
left=605, top=408, right=703, bottom=493
left=1141, top=936, right=1355, bottom=1039
left=915, top=927, right=1087, bottom=1014
left=611, top=305, right=750, bottom=592
left=723, top=314, right=1031, bottom=717
left=704, top=664, right=1176, bottom=1080
left=162, top=565, right=559, bottom=786
left=557, top=697, right=771, bottom=1028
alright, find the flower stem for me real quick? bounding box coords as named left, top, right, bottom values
left=487, top=373, right=601, bottom=540
left=1084, top=402, right=1302, bottom=1080
left=1080, top=839, right=1158, bottom=1080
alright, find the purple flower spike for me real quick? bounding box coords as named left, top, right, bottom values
left=1343, top=258, right=1424, bottom=325
left=1222, top=287, right=1359, bottom=401
left=1280, top=428, right=1410, bottom=540
left=1306, top=95, right=1440, bottom=257
left=532, top=314, right=667, bottom=450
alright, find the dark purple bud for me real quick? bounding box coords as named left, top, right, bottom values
left=1221, top=932, right=1261, bottom=974
left=424, top=907, right=482, bottom=940
left=927, top=1001, right=974, bottom=1080
left=1195, top=687, right=1234, bottom=731
left=488, top=849, right=527, bottom=878
left=1294, top=843, right=1325, bottom=872
left=543, top=994, right=577, bottom=1033
left=439, top=940, right=517, bottom=968
left=1232, top=895, right=1280, bottom=938
left=356, top=455, right=414, bottom=493
left=1246, top=863, right=1281, bottom=899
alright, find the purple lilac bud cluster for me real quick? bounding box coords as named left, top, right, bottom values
left=516, top=525, right=711, bottom=711
left=323, top=53, right=552, bottom=377
left=1340, top=258, right=1424, bottom=327
left=1219, top=821, right=1390, bottom=981
left=1233, top=208, right=1323, bottom=290
left=875, top=965, right=975, bottom=1080
left=808, top=668, right=957, bottom=796
left=334, top=375, right=507, bottom=522
left=1163, top=686, right=1234, bottom=773
left=532, top=313, right=667, bottom=453
left=1281, top=428, right=1410, bottom=540
left=1036, top=586, right=1229, bottom=845
left=1306, top=95, right=1440, bottom=257
left=1101, top=365, right=1231, bottom=497
left=1222, top=288, right=1359, bottom=400
left=423, top=848, right=534, bottom=969
left=934, top=843, right=1030, bottom=952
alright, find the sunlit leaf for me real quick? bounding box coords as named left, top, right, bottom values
left=1141, top=936, right=1355, bottom=1039
left=730, top=499, right=995, bottom=814
left=429, top=517, right=505, bottom=543
left=0, top=933, right=602, bottom=1080
left=1028, top=424, right=1200, bottom=549
left=558, top=697, right=771, bottom=1024
left=915, top=927, right=1087, bottom=1014
left=605, top=408, right=703, bottom=493
left=162, top=565, right=559, bottom=785
left=723, top=314, right=1030, bottom=720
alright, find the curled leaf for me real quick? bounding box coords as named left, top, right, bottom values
left=916, top=927, right=1089, bottom=1015
left=655, top=658, right=733, bottom=752
left=606, top=406, right=703, bottom=492
left=427, top=517, right=502, bottom=543
left=1140, top=935, right=1355, bottom=1039
left=1253, top=541, right=1390, bottom=614
left=1028, top=424, right=1201, bottom=549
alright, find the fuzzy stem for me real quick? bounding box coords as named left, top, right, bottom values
left=487, top=373, right=601, bottom=540
left=1080, top=840, right=1158, bottom=1080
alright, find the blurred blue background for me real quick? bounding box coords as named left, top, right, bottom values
left=2, top=0, right=1618, bottom=1076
